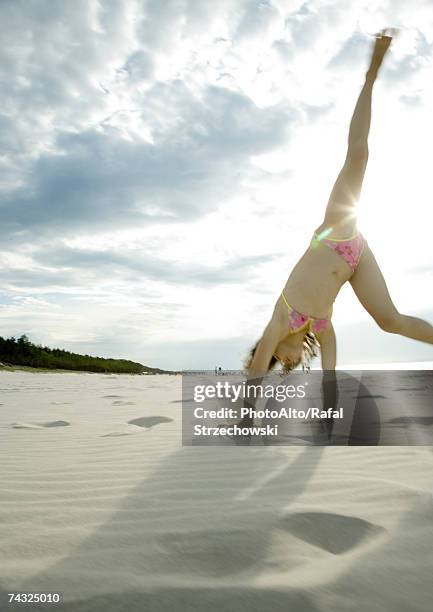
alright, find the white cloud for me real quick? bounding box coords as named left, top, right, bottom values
left=1, top=0, right=433, bottom=368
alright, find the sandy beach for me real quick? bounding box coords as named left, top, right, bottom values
left=1, top=370, right=433, bottom=611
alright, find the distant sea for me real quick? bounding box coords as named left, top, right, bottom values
left=336, top=361, right=433, bottom=370
left=183, top=361, right=433, bottom=374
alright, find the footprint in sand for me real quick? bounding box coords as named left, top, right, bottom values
left=396, top=386, right=428, bottom=392
left=10, top=420, right=70, bottom=430
left=388, top=416, right=433, bottom=425
left=128, top=416, right=173, bottom=429
left=100, top=416, right=173, bottom=437
left=278, top=511, right=385, bottom=554
left=101, top=431, right=136, bottom=437
left=152, top=528, right=264, bottom=577
left=354, top=394, right=387, bottom=399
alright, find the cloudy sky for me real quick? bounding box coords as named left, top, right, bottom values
left=1, top=0, right=433, bottom=370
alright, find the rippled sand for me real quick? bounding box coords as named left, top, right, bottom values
left=1, top=370, right=432, bottom=611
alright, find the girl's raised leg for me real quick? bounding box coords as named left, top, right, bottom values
left=320, top=30, right=394, bottom=234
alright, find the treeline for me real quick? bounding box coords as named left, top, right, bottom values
left=0, top=335, right=167, bottom=374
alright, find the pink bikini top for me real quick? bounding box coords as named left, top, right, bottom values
left=311, top=229, right=365, bottom=272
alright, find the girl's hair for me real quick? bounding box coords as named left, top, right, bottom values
left=301, top=331, right=321, bottom=372
left=244, top=331, right=320, bottom=373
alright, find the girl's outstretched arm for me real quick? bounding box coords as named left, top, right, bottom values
left=318, top=323, right=337, bottom=370
left=247, top=315, right=286, bottom=376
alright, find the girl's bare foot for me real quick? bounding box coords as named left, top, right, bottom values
left=367, top=28, right=398, bottom=80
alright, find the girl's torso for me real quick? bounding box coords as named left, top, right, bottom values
left=279, top=224, right=366, bottom=320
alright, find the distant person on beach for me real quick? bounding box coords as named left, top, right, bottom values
left=245, top=29, right=433, bottom=376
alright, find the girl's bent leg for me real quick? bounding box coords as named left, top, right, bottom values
left=389, top=315, right=433, bottom=344
left=350, top=246, right=433, bottom=345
